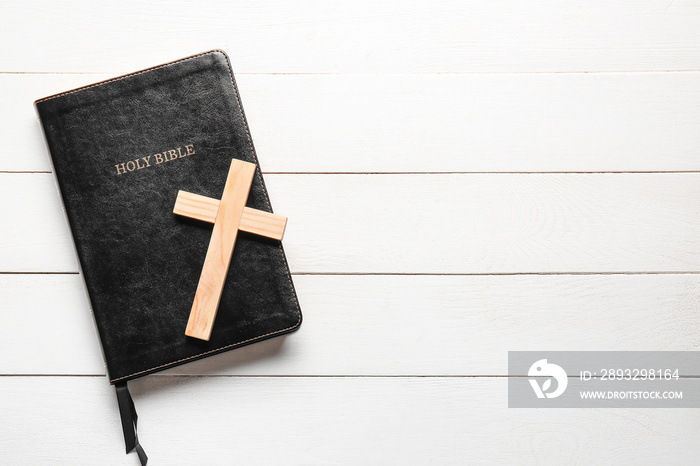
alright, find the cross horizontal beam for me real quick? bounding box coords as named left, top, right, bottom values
left=174, top=190, right=287, bottom=241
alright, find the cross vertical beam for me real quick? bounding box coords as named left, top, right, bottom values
left=185, top=160, right=256, bottom=341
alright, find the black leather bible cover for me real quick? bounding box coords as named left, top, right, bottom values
left=35, top=50, right=302, bottom=384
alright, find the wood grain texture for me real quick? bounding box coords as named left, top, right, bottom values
left=1, top=273, right=697, bottom=376
left=1, top=376, right=698, bottom=465
left=186, top=160, right=256, bottom=340
left=3, top=173, right=700, bottom=273
left=3, top=1, right=700, bottom=73
left=7, top=72, right=700, bottom=173
left=237, top=206, right=287, bottom=241
left=174, top=190, right=287, bottom=240
left=173, top=190, right=220, bottom=223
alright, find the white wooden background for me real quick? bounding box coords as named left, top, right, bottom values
left=1, top=1, right=699, bottom=464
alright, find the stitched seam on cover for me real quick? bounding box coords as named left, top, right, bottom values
left=109, top=50, right=302, bottom=383
left=34, top=50, right=220, bottom=104
left=110, top=323, right=300, bottom=382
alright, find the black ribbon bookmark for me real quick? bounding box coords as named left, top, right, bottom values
left=115, top=382, right=148, bottom=465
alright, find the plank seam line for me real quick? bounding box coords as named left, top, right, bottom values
left=3, top=70, right=700, bottom=76
left=6, top=171, right=700, bottom=175
left=1, top=374, right=698, bottom=379
left=266, top=171, right=700, bottom=175
left=4, top=272, right=700, bottom=276
left=291, top=272, right=700, bottom=276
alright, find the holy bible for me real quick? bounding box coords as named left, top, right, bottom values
left=34, top=50, right=302, bottom=464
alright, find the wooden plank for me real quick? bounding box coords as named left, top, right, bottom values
left=174, top=190, right=287, bottom=241
left=3, top=173, right=700, bottom=274
left=1, top=273, right=697, bottom=376
left=1, top=376, right=698, bottom=464
left=8, top=72, right=700, bottom=173
left=0, top=275, right=103, bottom=375
left=0, top=174, right=77, bottom=272
left=3, top=1, right=700, bottom=73
left=186, top=160, right=256, bottom=340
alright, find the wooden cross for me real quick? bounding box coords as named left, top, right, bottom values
left=173, top=159, right=287, bottom=341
